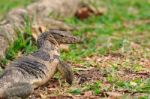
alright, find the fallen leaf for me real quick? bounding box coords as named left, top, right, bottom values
left=106, top=92, right=123, bottom=97
left=75, top=6, right=93, bottom=20
left=84, top=91, right=93, bottom=97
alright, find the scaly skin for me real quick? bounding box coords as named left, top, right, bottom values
left=0, top=29, right=81, bottom=99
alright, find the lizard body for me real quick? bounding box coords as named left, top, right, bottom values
left=0, top=29, right=81, bottom=99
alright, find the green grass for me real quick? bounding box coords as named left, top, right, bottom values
left=61, top=0, right=150, bottom=97
left=61, top=0, right=150, bottom=61
left=0, top=0, right=33, bottom=19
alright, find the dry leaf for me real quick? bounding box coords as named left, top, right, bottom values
left=84, top=91, right=93, bottom=97
left=75, top=6, right=93, bottom=20
left=106, top=92, right=123, bottom=97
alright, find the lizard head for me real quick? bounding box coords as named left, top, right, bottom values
left=37, top=29, right=82, bottom=48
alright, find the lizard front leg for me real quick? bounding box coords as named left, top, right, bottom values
left=57, top=61, right=74, bottom=85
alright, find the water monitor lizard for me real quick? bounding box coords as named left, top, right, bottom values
left=0, top=29, right=81, bottom=99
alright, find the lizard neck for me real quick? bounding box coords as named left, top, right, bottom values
left=41, top=41, right=58, bottom=51
left=37, top=37, right=59, bottom=51
left=37, top=32, right=59, bottom=50
left=40, top=40, right=60, bottom=57
left=36, top=36, right=60, bottom=60
left=31, top=41, right=60, bottom=62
